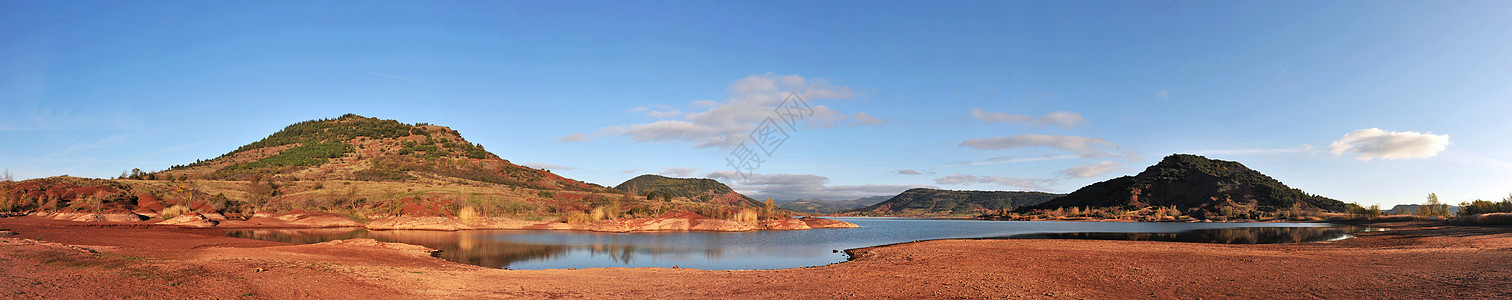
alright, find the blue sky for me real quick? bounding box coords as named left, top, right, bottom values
left=3, top=1, right=1510, bottom=207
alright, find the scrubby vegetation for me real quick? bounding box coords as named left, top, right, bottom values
left=219, top=142, right=352, bottom=175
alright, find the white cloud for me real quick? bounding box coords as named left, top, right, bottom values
left=658, top=167, right=698, bottom=177
left=896, top=169, right=923, bottom=175
left=648, top=109, right=683, bottom=118
left=958, top=154, right=1082, bottom=167
left=1062, top=161, right=1121, bottom=178
left=630, top=104, right=684, bottom=118
left=852, top=112, right=887, bottom=126
left=558, top=133, right=589, bottom=143
left=933, top=174, right=979, bottom=185
left=521, top=162, right=576, bottom=170
left=1155, top=90, right=1170, bottom=100
left=621, top=169, right=644, bottom=174
left=706, top=171, right=930, bottom=200
left=1329, top=128, right=1450, bottom=161
left=601, top=74, right=870, bottom=149
left=1038, top=111, right=1086, bottom=128
left=960, top=134, right=1136, bottom=160
left=970, top=108, right=1086, bottom=128
left=932, top=173, right=1054, bottom=190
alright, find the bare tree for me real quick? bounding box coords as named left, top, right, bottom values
left=2, top=168, right=12, bottom=182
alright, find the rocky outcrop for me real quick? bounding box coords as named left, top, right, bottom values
left=760, top=218, right=813, bottom=230
left=800, top=217, right=860, bottom=228
left=688, top=218, right=758, bottom=231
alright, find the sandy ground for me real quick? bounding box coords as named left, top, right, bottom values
left=2, top=217, right=1510, bottom=299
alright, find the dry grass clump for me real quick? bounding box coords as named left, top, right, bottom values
left=566, top=211, right=595, bottom=224
left=732, top=208, right=758, bottom=225
left=160, top=205, right=192, bottom=219
left=458, top=206, right=480, bottom=224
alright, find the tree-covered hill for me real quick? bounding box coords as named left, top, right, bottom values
left=1015, top=154, right=1347, bottom=218
left=156, top=114, right=606, bottom=192
left=613, top=174, right=764, bottom=207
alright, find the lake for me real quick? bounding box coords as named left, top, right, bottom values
left=225, top=218, right=1359, bottom=270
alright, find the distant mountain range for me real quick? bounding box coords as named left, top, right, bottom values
left=849, top=188, right=1061, bottom=216
left=1386, top=204, right=1460, bottom=216
left=1018, top=154, right=1347, bottom=217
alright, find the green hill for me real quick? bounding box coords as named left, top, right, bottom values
left=778, top=196, right=891, bottom=214
left=159, top=114, right=605, bottom=192
left=849, top=188, right=1061, bottom=216
left=1016, top=154, right=1346, bottom=218
left=613, top=174, right=763, bottom=207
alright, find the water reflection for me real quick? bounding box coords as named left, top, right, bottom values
left=227, top=229, right=700, bottom=269
left=1002, top=226, right=1369, bottom=244
left=225, top=219, right=1365, bottom=270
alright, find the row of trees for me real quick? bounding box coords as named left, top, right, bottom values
left=1350, top=193, right=1512, bottom=220
left=1459, top=194, right=1512, bottom=216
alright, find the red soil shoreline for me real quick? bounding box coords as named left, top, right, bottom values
left=3, top=216, right=1510, bottom=299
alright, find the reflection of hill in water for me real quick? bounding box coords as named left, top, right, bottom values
left=1005, top=226, right=1366, bottom=244
left=366, top=231, right=568, bottom=268
left=225, top=229, right=729, bottom=268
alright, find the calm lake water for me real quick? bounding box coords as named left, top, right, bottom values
left=225, top=218, right=1358, bottom=270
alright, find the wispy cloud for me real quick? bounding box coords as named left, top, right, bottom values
left=1329, top=128, right=1449, bottom=161
left=588, top=73, right=873, bottom=149
left=558, top=133, right=589, bottom=143
left=1155, top=90, right=1170, bottom=100
left=852, top=112, right=887, bottom=126
left=1061, top=161, right=1121, bottom=178
left=629, top=104, right=684, bottom=118
left=957, top=154, right=1082, bottom=167
left=970, top=108, right=1085, bottom=128
left=932, top=173, right=1055, bottom=190
left=960, top=134, right=1138, bottom=161
left=895, top=169, right=923, bottom=175
left=658, top=167, right=698, bottom=177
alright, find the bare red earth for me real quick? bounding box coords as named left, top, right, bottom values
left=1, top=217, right=1508, bottom=299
